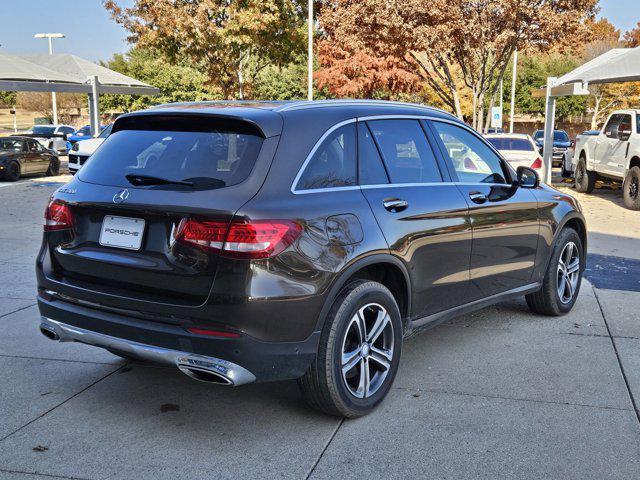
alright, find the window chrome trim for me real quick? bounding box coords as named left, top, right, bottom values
left=291, top=114, right=513, bottom=194
left=291, top=118, right=358, bottom=194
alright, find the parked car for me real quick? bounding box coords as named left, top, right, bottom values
left=573, top=109, right=640, bottom=209
left=68, top=124, right=113, bottom=175
left=0, top=136, right=60, bottom=181
left=532, top=129, right=571, bottom=166
left=561, top=130, right=600, bottom=178
left=65, top=124, right=104, bottom=151
left=37, top=100, right=586, bottom=417
left=23, top=124, right=75, bottom=154
left=485, top=133, right=545, bottom=180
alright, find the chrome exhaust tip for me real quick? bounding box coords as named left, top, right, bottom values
left=40, top=323, right=60, bottom=341
left=178, top=366, right=233, bottom=385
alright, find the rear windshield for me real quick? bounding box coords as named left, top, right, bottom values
left=487, top=137, right=534, bottom=151
left=31, top=126, right=55, bottom=135
left=78, top=116, right=264, bottom=190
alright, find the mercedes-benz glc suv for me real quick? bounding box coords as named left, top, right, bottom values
left=36, top=100, right=586, bottom=417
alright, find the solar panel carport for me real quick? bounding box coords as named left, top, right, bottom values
left=539, top=47, right=640, bottom=183
left=0, top=53, right=159, bottom=135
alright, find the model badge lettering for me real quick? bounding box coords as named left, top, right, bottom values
left=103, top=228, right=139, bottom=236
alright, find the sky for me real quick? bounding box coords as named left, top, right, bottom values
left=0, top=0, right=638, bottom=63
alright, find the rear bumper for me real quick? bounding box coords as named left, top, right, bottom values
left=37, top=295, right=320, bottom=383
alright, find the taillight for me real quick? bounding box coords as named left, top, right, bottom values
left=44, top=200, right=74, bottom=231
left=175, top=218, right=302, bottom=259
left=464, top=157, right=478, bottom=170
left=531, top=157, right=543, bottom=169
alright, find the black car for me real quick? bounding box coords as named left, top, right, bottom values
left=0, top=136, right=60, bottom=181
left=36, top=100, right=586, bottom=417
left=532, top=129, right=572, bottom=165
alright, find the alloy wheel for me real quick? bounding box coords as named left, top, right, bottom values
left=341, top=303, right=394, bottom=399
left=557, top=241, right=580, bottom=304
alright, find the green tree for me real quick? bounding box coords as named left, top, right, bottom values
left=0, top=91, right=16, bottom=108
left=99, top=49, right=216, bottom=113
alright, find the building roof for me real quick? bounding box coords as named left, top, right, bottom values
left=0, top=53, right=159, bottom=95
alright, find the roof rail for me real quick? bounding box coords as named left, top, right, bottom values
left=274, top=99, right=456, bottom=118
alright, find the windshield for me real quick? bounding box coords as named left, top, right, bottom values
left=31, top=126, right=55, bottom=135
left=0, top=139, right=23, bottom=151
left=78, top=117, right=264, bottom=190
left=76, top=126, right=91, bottom=136
left=487, top=137, right=534, bottom=151
left=98, top=124, right=113, bottom=139
left=533, top=131, right=544, bottom=139
left=553, top=131, right=570, bottom=142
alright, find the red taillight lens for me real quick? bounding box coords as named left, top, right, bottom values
left=44, top=200, right=74, bottom=231
left=531, top=157, right=543, bottom=169
left=463, top=157, right=478, bottom=170
left=175, top=218, right=302, bottom=259
left=175, top=219, right=227, bottom=252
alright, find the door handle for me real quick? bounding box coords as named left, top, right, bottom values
left=383, top=198, right=408, bottom=212
left=468, top=191, right=487, bottom=204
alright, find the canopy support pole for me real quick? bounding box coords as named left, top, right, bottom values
left=88, top=76, right=100, bottom=136
left=542, top=77, right=557, bottom=185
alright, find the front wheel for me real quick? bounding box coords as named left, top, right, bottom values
left=526, top=227, right=583, bottom=316
left=622, top=166, right=640, bottom=210
left=298, top=280, right=403, bottom=417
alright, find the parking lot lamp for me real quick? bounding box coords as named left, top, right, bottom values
left=34, top=33, right=65, bottom=125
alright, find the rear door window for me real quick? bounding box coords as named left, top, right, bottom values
left=295, top=123, right=357, bottom=191
left=367, top=119, right=442, bottom=184
left=78, top=116, right=264, bottom=190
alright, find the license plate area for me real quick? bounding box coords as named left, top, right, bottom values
left=99, top=215, right=145, bottom=250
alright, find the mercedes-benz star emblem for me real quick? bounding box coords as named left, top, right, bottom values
left=113, top=189, right=130, bottom=204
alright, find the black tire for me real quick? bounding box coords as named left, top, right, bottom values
left=526, top=227, right=583, bottom=316
left=574, top=157, right=595, bottom=193
left=46, top=159, right=60, bottom=176
left=4, top=161, right=20, bottom=182
left=622, top=166, right=640, bottom=210
left=298, top=280, right=403, bottom=417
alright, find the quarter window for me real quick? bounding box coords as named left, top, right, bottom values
left=432, top=121, right=508, bottom=184
left=367, top=119, right=442, bottom=184
left=358, top=123, right=389, bottom=185
left=296, top=123, right=357, bottom=191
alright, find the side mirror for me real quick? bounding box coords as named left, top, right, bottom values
left=619, top=129, right=632, bottom=142
left=605, top=130, right=614, bottom=138
left=517, top=166, right=539, bottom=189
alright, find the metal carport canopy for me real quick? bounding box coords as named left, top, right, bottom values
left=0, top=53, right=159, bottom=134
left=540, top=47, right=640, bottom=183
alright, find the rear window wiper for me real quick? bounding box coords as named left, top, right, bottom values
left=125, top=174, right=194, bottom=187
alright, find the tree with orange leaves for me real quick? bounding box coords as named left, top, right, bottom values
left=317, top=0, right=598, bottom=130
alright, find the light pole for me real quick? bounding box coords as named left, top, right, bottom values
left=34, top=33, right=65, bottom=124
left=307, top=0, right=313, bottom=101
left=509, top=48, right=518, bottom=133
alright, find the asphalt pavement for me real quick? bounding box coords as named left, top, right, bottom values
left=0, top=173, right=638, bottom=479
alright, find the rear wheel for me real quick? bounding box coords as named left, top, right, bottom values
left=574, top=157, right=595, bottom=193
left=46, top=159, right=60, bottom=176
left=4, top=161, right=20, bottom=181
left=298, top=280, right=403, bottom=417
left=622, top=166, right=640, bottom=210
left=526, top=227, right=583, bottom=316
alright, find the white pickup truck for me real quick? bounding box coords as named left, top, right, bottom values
left=573, top=109, right=640, bottom=210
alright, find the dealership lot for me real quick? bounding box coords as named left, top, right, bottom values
left=1, top=174, right=639, bottom=479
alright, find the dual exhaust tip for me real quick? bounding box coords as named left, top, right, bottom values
left=39, top=321, right=248, bottom=386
